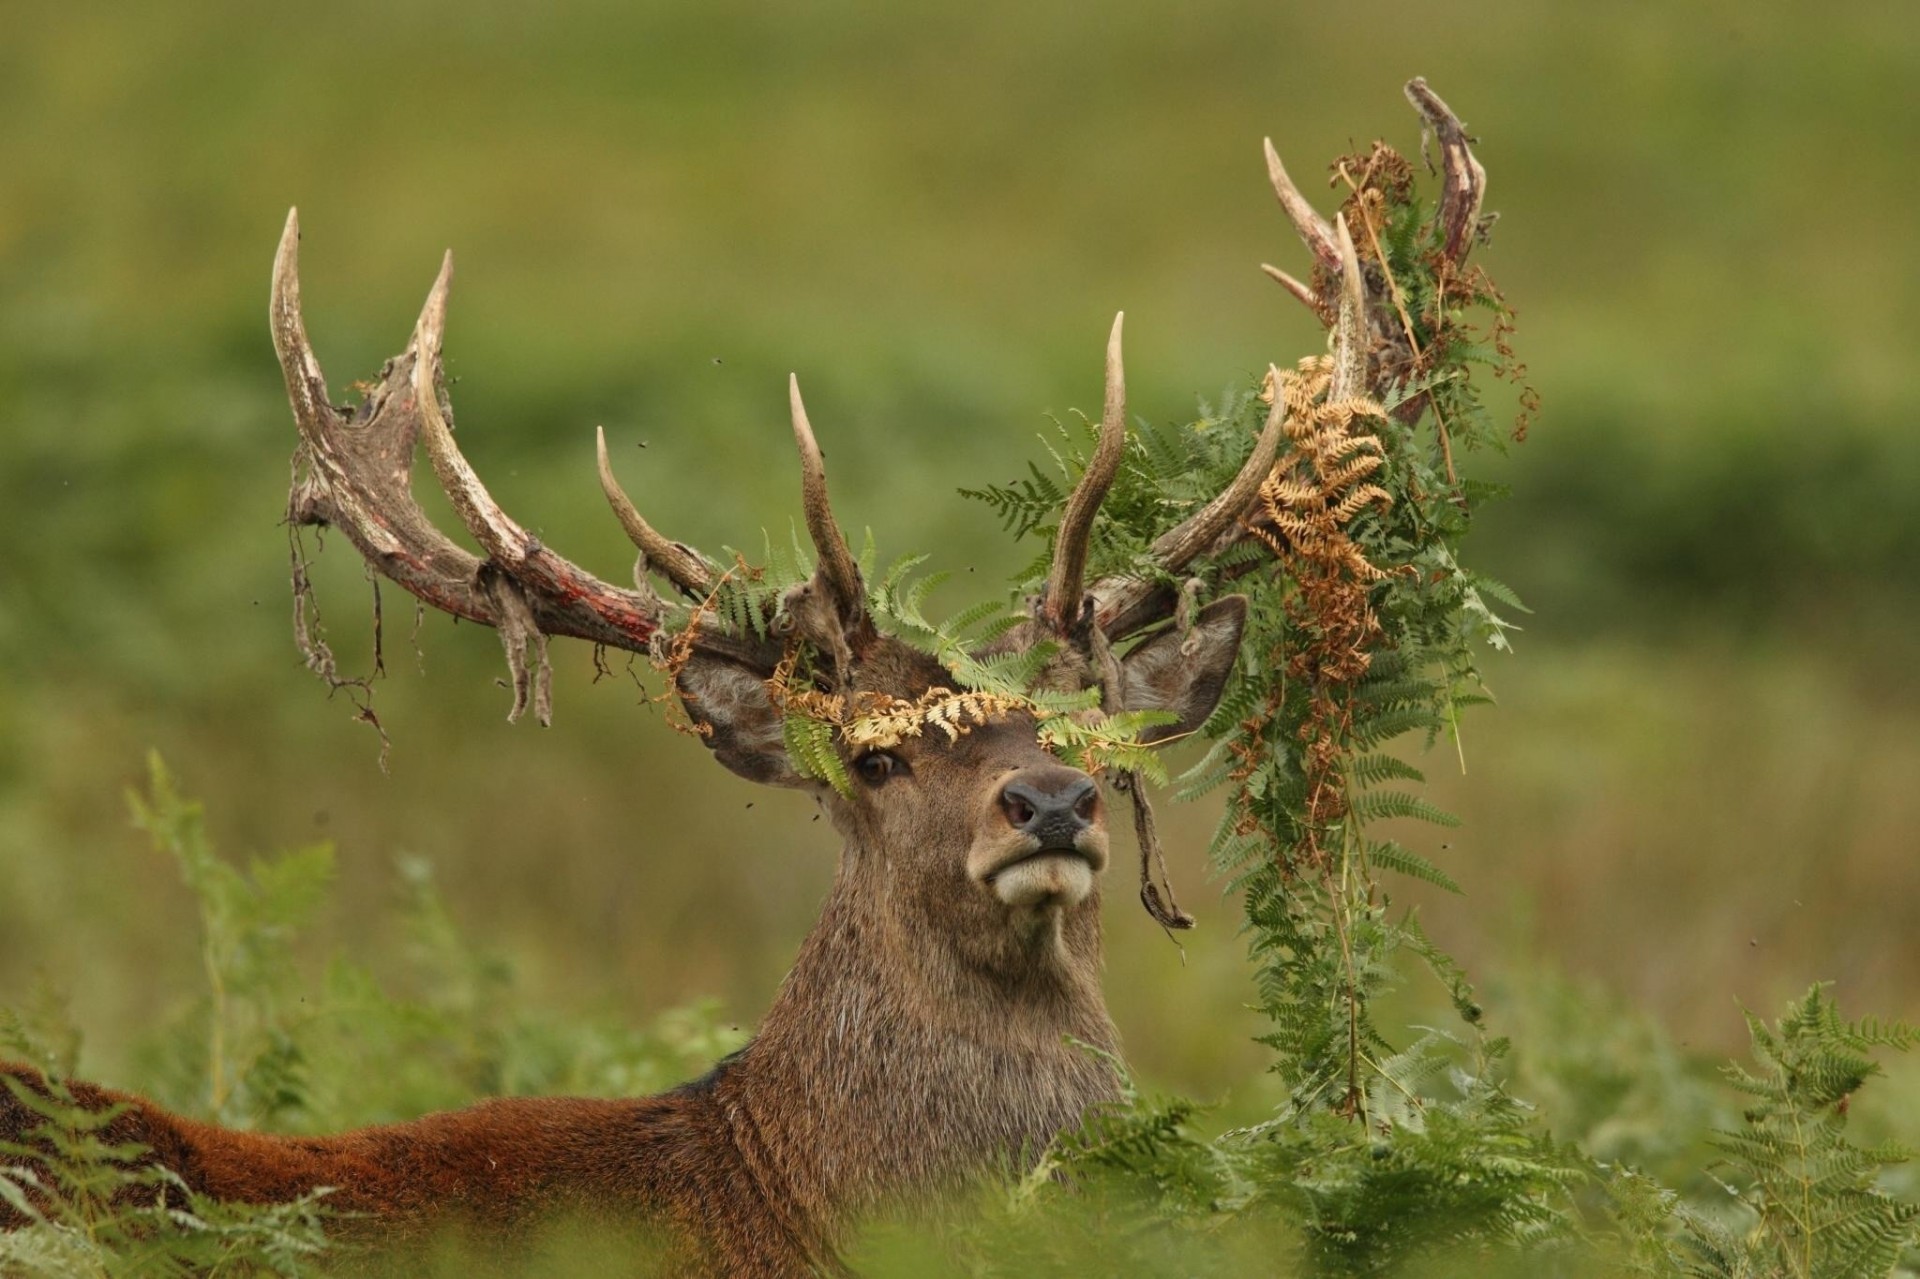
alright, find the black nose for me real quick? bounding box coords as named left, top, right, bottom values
left=1000, top=772, right=1099, bottom=850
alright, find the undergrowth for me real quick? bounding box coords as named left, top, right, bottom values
left=3, top=766, right=1915, bottom=1275
left=0, top=755, right=745, bottom=1278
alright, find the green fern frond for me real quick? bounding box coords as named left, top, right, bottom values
left=1349, top=790, right=1462, bottom=828
left=1688, top=986, right=1920, bottom=1279
left=1351, top=753, right=1428, bottom=788
left=782, top=710, right=850, bottom=797
left=960, top=461, right=1067, bottom=539
left=1366, top=840, right=1462, bottom=894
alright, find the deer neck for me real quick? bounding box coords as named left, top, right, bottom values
left=720, top=852, right=1120, bottom=1235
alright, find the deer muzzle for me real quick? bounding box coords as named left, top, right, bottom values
left=972, top=767, right=1109, bottom=910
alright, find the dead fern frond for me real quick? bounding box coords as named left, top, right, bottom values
left=762, top=651, right=1030, bottom=761
left=1242, top=358, right=1404, bottom=873
left=646, top=555, right=765, bottom=739
left=845, top=687, right=1029, bottom=749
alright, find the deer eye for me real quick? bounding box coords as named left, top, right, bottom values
left=854, top=751, right=903, bottom=788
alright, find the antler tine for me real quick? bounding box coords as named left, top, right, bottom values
left=595, top=427, right=716, bottom=599
left=1328, top=213, right=1370, bottom=402
left=788, top=374, right=865, bottom=617
left=272, top=210, right=333, bottom=441
left=1263, top=137, right=1340, bottom=273
left=409, top=261, right=531, bottom=572
left=1259, top=262, right=1322, bottom=317
left=1404, top=77, right=1487, bottom=265
left=406, top=270, right=721, bottom=657
left=1040, top=312, right=1128, bottom=632
left=275, top=211, right=499, bottom=627
left=1089, top=365, right=1287, bottom=639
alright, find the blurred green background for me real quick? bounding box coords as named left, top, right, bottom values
left=2, top=0, right=1915, bottom=1110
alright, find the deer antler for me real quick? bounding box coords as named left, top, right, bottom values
left=1083, top=78, right=1486, bottom=643
left=274, top=210, right=768, bottom=725
left=596, top=428, right=717, bottom=600
left=279, top=79, right=1485, bottom=720
left=1405, top=77, right=1487, bottom=264
left=788, top=375, right=865, bottom=621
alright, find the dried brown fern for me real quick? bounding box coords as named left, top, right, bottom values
left=762, top=648, right=1028, bottom=753
left=1242, top=357, right=1407, bottom=873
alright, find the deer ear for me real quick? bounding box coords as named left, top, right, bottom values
left=1113, top=595, right=1247, bottom=744
left=675, top=655, right=811, bottom=789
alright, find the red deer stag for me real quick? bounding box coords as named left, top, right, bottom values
left=1, top=80, right=1486, bottom=1277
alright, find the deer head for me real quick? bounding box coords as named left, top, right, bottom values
left=272, top=230, right=1276, bottom=979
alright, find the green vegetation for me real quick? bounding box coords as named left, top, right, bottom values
left=9, top=760, right=1917, bottom=1274
left=2, top=756, right=744, bottom=1277
left=3, top=0, right=1917, bottom=1274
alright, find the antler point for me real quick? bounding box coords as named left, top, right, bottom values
left=273, top=210, right=301, bottom=279
left=416, top=257, right=452, bottom=354
left=1334, top=214, right=1364, bottom=305
left=788, top=377, right=816, bottom=449
left=787, top=372, right=863, bottom=618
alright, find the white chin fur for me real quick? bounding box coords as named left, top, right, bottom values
left=990, top=854, right=1094, bottom=910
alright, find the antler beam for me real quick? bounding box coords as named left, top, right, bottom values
left=1090, top=369, right=1288, bottom=639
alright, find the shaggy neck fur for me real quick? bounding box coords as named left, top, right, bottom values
left=716, top=837, right=1120, bottom=1246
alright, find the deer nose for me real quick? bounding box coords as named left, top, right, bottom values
left=999, top=773, right=1100, bottom=850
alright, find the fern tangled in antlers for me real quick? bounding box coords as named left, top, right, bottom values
left=1252, top=355, right=1396, bottom=589
left=763, top=648, right=1030, bottom=796
left=1242, top=356, right=1405, bottom=872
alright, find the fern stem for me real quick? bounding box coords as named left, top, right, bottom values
left=203, top=934, right=228, bottom=1116
left=1788, top=1100, right=1814, bottom=1279
left=1356, top=1048, right=1422, bottom=1107
left=1445, top=691, right=1468, bottom=776
left=1335, top=814, right=1367, bottom=1126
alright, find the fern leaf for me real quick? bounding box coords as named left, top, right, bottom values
left=782, top=711, right=850, bottom=797
left=1350, top=790, right=1462, bottom=828
left=1366, top=840, right=1462, bottom=894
